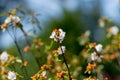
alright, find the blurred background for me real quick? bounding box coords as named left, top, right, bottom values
left=0, top=0, right=120, bottom=49
left=0, top=0, right=120, bottom=79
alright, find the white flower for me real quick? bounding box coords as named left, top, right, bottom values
left=91, top=52, right=103, bottom=62
left=57, top=46, right=66, bottom=55
left=41, top=71, right=47, bottom=77
left=0, top=51, right=9, bottom=62
left=91, top=52, right=97, bottom=61
left=110, top=26, right=119, bottom=35
left=11, top=16, right=21, bottom=23
left=4, top=16, right=12, bottom=24
left=8, top=71, right=16, bottom=80
left=50, top=29, right=66, bottom=43
left=95, top=44, right=103, bottom=52
left=50, top=31, right=56, bottom=39
left=5, top=15, right=21, bottom=24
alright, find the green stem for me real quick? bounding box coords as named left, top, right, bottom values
left=7, top=26, right=29, bottom=79
left=14, top=40, right=29, bottom=80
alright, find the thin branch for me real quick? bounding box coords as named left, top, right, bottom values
left=7, top=28, right=29, bottom=79
left=60, top=46, right=72, bottom=80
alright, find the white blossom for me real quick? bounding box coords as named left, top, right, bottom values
left=41, top=71, right=47, bottom=77
left=8, top=71, right=16, bottom=80
left=91, top=52, right=97, bottom=61
left=57, top=46, right=66, bottom=55
left=4, top=16, right=12, bottom=24
left=50, top=31, right=56, bottom=39
left=4, top=15, right=20, bottom=25
left=110, top=26, right=119, bottom=35
left=11, top=15, right=21, bottom=23
left=0, top=51, right=9, bottom=62
left=95, top=44, right=103, bottom=52
left=50, top=29, right=65, bottom=43
left=91, top=52, right=103, bottom=62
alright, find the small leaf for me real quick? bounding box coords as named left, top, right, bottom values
left=0, top=12, right=8, bottom=16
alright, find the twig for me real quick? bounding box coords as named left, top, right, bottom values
left=7, top=28, right=29, bottom=79
left=60, top=46, right=72, bottom=80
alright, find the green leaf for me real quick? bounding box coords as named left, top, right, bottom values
left=0, top=12, right=7, bottom=16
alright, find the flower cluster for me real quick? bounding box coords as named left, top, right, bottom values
left=85, top=43, right=103, bottom=74
left=31, top=64, right=51, bottom=80
left=31, top=29, right=72, bottom=80
left=1, top=9, right=21, bottom=32
left=79, top=34, right=104, bottom=79
left=0, top=51, right=22, bottom=80
left=90, top=44, right=103, bottom=62
left=50, top=28, right=66, bottom=55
